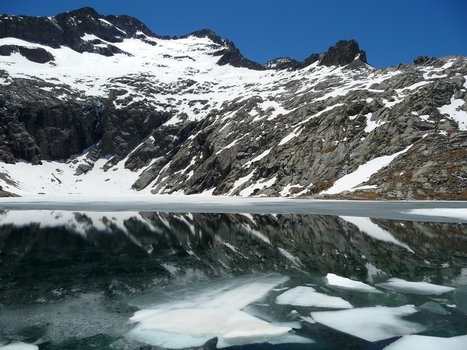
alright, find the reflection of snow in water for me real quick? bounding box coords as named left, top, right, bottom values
left=340, top=215, right=414, bottom=252
left=311, top=305, right=426, bottom=342
left=0, top=210, right=146, bottom=234
left=127, top=274, right=313, bottom=348
left=1, top=209, right=466, bottom=348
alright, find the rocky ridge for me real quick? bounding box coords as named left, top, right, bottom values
left=0, top=8, right=466, bottom=199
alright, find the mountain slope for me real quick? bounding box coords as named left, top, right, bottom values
left=1, top=8, right=466, bottom=199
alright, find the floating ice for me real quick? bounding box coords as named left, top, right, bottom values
left=377, top=278, right=455, bottom=295
left=127, top=274, right=313, bottom=348
left=130, top=273, right=289, bottom=310
left=311, top=305, right=425, bottom=342
left=129, top=308, right=292, bottom=348
left=406, top=208, right=467, bottom=221
left=0, top=342, right=38, bottom=350
left=275, top=286, right=353, bottom=309
left=326, top=273, right=382, bottom=293
left=384, top=334, right=467, bottom=350
left=420, top=301, right=450, bottom=315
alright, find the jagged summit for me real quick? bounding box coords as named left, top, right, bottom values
left=320, top=39, right=367, bottom=66
left=0, top=7, right=369, bottom=70
left=265, top=57, right=300, bottom=70
left=184, top=29, right=265, bottom=70
left=183, top=29, right=226, bottom=46
left=0, top=7, right=156, bottom=49
left=293, top=39, right=368, bottom=70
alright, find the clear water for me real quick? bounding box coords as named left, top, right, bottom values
left=0, top=206, right=466, bottom=349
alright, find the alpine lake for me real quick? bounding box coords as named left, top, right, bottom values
left=1, top=199, right=467, bottom=350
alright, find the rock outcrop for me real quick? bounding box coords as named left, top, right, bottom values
left=294, top=39, right=367, bottom=70
left=0, top=45, right=55, bottom=63
left=0, top=7, right=155, bottom=55
left=319, top=39, right=367, bottom=66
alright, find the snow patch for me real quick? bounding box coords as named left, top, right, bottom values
left=439, top=97, right=467, bottom=130
left=322, top=146, right=411, bottom=195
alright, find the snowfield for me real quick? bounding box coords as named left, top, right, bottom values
left=1, top=30, right=466, bottom=199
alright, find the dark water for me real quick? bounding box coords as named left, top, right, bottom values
left=1, top=207, right=467, bottom=349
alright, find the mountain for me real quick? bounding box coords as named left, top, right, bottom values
left=0, top=7, right=466, bottom=199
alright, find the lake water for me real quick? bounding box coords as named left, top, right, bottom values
left=1, top=200, right=467, bottom=349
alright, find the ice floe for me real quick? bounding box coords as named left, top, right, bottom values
left=127, top=274, right=313, bottom=348
left=0, top=342, right=38, bottom=350
left=275, top=286, right=353, bottom=308
left=311, top=305, right=425, bottom=342
left=384, top=334, right=467, bottom=350
left=326, top=273, right=382, bottom=293
left=419, top=301, right=450, bottom=315
left=128, top=308, right=292, bottom=348
left=377, top=278, right=455, bottom=295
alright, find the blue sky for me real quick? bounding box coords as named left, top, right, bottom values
left=2, top=0, right=466, bottom=68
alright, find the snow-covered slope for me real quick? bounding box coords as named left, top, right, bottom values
left=1, top=8, right=467, bottom=199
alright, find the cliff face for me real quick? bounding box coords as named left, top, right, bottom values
left=1, top=8, right=466, bottom=199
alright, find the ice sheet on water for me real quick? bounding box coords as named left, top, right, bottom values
left=129, top=308, right=292, bottom=348
left=384, top=334, right=467, bottom=350
left=326, top=273, right=382, bottom=293
left=130, top=273, right=289, bottom=310
left=377, top=278, right=455, bottom=295
left=275, top=286, right=353, bottom=308
left=0, top=342, right=38, bottom=350
left=127, top=273, right=313, bottom=348
left=420, top=301, right=450, bottom=315
left=311, top=305, right=425, bottom=342
left=405, top=208, right=467, bottom=221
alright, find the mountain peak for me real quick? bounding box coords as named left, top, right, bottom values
left=182, top=29, right=265, bottom=70
left=319, top=39, right=367, bottom=66
left=294, top=39, right=368, bottom=70
left=184, top=29, right=227, bottom=46
left=0, top=7, right=156, bottom=55
left=64, top=6, right=100, bottom=18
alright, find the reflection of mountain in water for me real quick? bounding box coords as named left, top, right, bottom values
left=1, top=210, right=466, bottom=305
